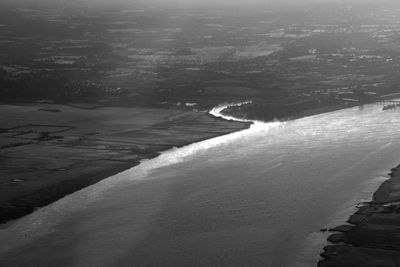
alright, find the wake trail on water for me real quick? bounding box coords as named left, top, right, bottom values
left=0, top=102, right=281, bottom=253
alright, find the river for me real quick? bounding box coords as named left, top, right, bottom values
left=1, top=102, right=400, bottom=267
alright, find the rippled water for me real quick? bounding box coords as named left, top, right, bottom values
left=1, top=103, right=400, bottom=267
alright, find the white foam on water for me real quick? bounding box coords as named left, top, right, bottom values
left=209, top=101, right=255, bottom=122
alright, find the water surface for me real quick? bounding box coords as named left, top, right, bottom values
left=1, top=103, right=400, bottom=267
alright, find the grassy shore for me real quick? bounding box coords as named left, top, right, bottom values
left=0, top=103, right=250, bottom=224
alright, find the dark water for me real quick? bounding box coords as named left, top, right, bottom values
left=1, top=103, right=400, bottom=267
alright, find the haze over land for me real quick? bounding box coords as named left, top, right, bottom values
left=3, top=0, right=400, bottom=119
left=4, top=0, right=399, bottom=8
left=3, top=0, right=400, bottom=266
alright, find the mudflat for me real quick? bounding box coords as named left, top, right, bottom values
left=0, top=103, right=249, bottom=224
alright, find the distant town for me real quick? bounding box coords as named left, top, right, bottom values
left=2, top=1, right=400, bottom=120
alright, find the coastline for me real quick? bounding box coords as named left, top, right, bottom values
left=318, top=164, right=400, bottom=266
left=222, top=100, right=366, bottom=123
left=0, top=103, right=251, bottom=224
left=3, top=99, right=345, bottom=226
left=291, top=99, right=400, bottom=266
left=0, top=99, right=394, bottom=228
left=221, top=99, right=400, bottom=267
left=1, top=99, right=399, bottom=266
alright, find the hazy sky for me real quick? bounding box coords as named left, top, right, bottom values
left=6, top=0, right=388, bottom=5
left=4, top=0, right=397, bottom=10
left=85, top=0, right=375, bottom=6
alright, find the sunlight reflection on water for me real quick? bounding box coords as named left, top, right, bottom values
left=1, top=102, right=400, bottom=267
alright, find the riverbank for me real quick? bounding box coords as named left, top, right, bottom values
left=0, top=103, right=250, bottom=224
left=221, top=99, right=366, bottom=123
left=318, top=164, right=400, bottom=266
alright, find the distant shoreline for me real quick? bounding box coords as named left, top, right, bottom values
left=223, top=94, right=400, bottom=124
